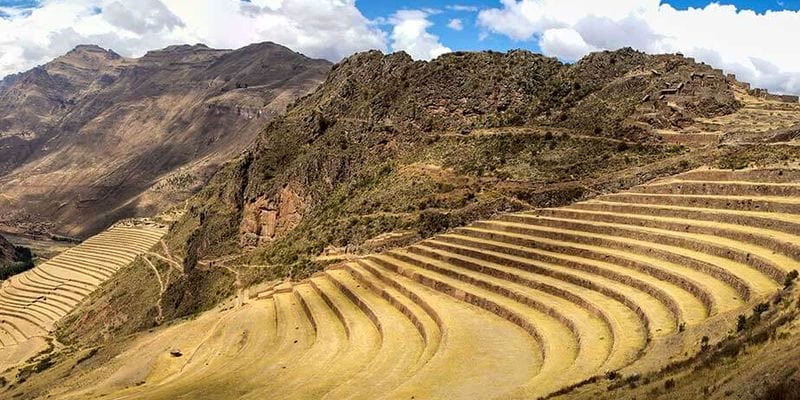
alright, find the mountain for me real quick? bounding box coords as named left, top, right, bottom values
left=0, top=42, right=331, bottom=238
left=69, top=47, right=741, bottom=323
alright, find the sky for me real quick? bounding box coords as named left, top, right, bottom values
left=1, top=1, right=799, bottom=94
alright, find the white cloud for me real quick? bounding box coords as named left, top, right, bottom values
left=447, top=5, right=479, bottom=12
left=447, top=18, right=464, bottom=31
left=389, top=10, right=451, bottom=60
left=539, top=28, right=596, bottom=61
left=103, top=0, right=183, bottom=35
left=477, top=0, right=800, bottom=94
left=0, top=0, right=388, bottom=78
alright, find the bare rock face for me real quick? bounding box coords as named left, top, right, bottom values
left=240, top=183, right=308, bottom=245
left=0, top=42, right=331, bottom=238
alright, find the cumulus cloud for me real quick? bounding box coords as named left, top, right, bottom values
left=389, top=10, right=451, bottom=60
left=539, top=28, right=596, bottom=61
left=447, top=18, right=464, bottom=31
left=0, top=0, right=388, bottom=78
left=477, top=0, right=800, bottom=94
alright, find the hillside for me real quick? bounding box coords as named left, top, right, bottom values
left=0, top=46, right=799, bottom=399
left=0, top=42, right=331, bottom=238
left=144, top=47, right=740, bottom=321
left=0, top=233, right=33, bottom=279
left=0, top=234, right=27, bottom=265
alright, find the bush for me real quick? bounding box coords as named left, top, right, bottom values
left=784, top=270, right=799, bottom=289
left=737, top=315, right=747, bottom=332
left=76, top=348, right=99, bottom=364
left=34, top=356, right=55, bottom=373
left=760, top=380, right=800, bottom=400
left=753, top=302, right=769, bottom=315
left=418, top=210, right=454, bottom=237
left=0, top=255, right=35, bottom=280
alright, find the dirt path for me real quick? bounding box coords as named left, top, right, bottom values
left=147, top=252, right=183, bottom=274
left=142, top=255, right=165, bottom=323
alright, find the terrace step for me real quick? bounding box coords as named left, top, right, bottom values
left=0, top=224, right=166, bottom=347
left=371, top=253, right=588, bottom=396
left=574, top=200, right=800, bottom=240
left=630, top=180, right=800, bottom=197
left=462, top=222, right=743, bottom=315
left=308, top=275, right=382, bottom=397
left=239, top=290, right=334, bottom=399
left=426, top=236, right=683, bottom=334
left=436, top=231, right=706, bottom=324
left=503, top=213, right=794, bottom=282
left=670, top=168, right=800, bottom=183
left=546, top=207, right=800, bottom=276
left=597, top=193, right=800, bottom=214
left=263, top=284, right=349, bottom=399
left=358, top=258, right=542, bottom=399
left=344, top=262, right=442, bottom=367
left=405, top=243, right=647, bottom=370
left=319, top=269, right=424, bottom=398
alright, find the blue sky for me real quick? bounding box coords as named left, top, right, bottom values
left=353, top=0, right=800, bottom=55
left=1, top=1, right=799, bottom=94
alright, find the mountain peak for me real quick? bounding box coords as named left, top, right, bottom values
left=67, top=44, right=121, bottom=59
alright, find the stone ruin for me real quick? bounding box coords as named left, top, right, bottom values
left=749, top=88, right=799, bottom=103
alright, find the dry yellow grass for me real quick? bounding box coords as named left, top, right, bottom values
left=17, top=164, right=799, bottom=400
